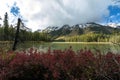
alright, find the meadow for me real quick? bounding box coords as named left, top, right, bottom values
left=1, top=41, right=120, bottom=53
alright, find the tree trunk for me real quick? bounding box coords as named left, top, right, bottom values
left=12, top=18, right=21, bottom=51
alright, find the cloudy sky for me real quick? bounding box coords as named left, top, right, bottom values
left=0, top=0, right=120, bottom=31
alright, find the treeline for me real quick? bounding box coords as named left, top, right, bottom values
left=65, top=33, right=120, bottom=43
left=1, top=12, right=120, bottom=42
left=0, top=12, right=52, bottom=42
left=0, top=26, right=52, bottom=42
left=0, top=25, right=15, bottom=41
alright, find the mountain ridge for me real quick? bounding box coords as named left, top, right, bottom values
left=39, top=22, right=120, bottom=39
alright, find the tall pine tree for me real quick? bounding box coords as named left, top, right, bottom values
left=3, top=12, right=9, bottom=40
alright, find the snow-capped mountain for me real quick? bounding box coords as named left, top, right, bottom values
left=42, top=22, right=103, bottom=32
left=107, top=22, right=120, bottom=28
left=107, top=23, right=117, bottom=28
left=40, top=22, right=120, bottom=37
left=42, top=26, right=60, bottom=32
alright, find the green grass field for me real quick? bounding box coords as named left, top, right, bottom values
left=0, top=41, right=120, bottom=53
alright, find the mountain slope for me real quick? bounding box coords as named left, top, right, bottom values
left=42, top=22, right=120, bottom=38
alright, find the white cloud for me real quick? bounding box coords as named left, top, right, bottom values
left=0, top=0, right=114, bottom=31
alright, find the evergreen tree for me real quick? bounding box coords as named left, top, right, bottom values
left=3, top=12, right=9, bottom=40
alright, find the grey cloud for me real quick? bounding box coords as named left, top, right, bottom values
left=31, top=0, right=113, bottom=28
left=4, top=0, right=113, bottom=31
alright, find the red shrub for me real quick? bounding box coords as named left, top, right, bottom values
left=0, top=47, right=119, bottom=80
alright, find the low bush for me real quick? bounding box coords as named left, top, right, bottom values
left=0, top=47, right=120, bottom=80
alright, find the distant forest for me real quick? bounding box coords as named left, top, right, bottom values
left=0, top=12, right=52, bottom=42
left=0, top=12, right=120, bottom=43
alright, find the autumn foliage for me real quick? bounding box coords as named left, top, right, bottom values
left=0, top=47, right=120, bottom=80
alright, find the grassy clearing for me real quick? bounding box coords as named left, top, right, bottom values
left=0, top=41, right=119, bottom=53
left=52, top=42, right=112, bottom=44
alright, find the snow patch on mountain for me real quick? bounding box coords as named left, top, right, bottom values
left=107, top=22, right=120, bottom=28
